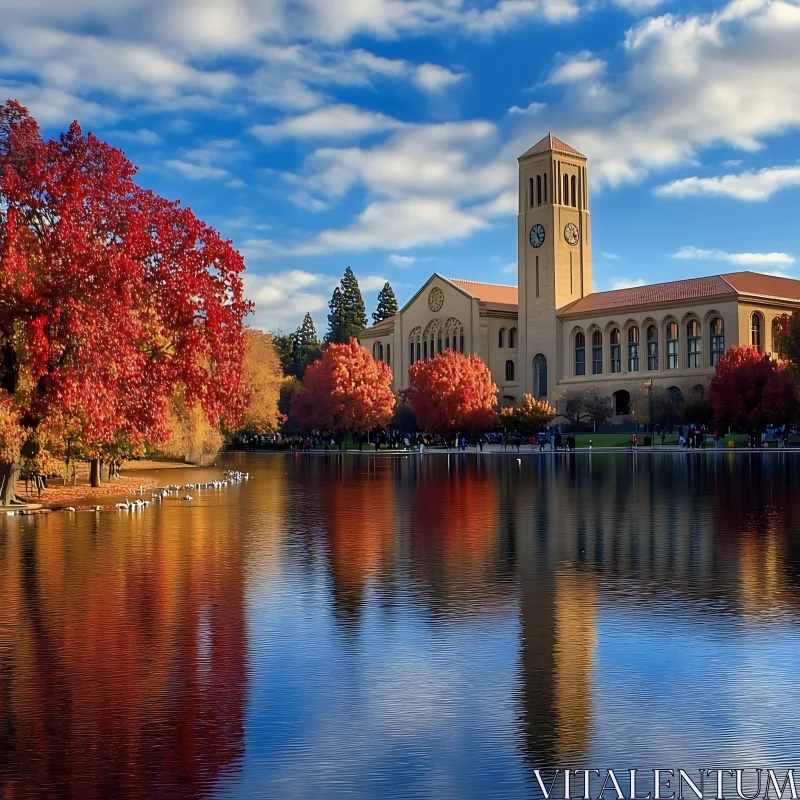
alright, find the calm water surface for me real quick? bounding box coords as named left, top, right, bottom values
left=1, top=452, right=800, bottom=799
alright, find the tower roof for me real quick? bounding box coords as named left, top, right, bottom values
left=518, top=133, right=585, bottom=161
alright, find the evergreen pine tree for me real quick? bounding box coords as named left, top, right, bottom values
left=292, top=312, right=322, bottom=377
left=326, top=286, right=345, bottom=343
left=373, top=282, right=398, bottom=323
left=340, top=266, right=367, bottom=339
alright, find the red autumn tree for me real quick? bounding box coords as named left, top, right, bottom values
left=708, top=345, right=797, bottom=432
left=407, top=350, right=497, bottom=437
left=290, top=338, right=394, bottom=440
left=0, top=100, right=250, bottom=501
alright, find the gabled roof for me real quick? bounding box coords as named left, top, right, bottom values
left=519, top=133, right=586, bottom=161
left=560, top=271, right=800, bottom=316
left=449, top=279, right=518, bottom=306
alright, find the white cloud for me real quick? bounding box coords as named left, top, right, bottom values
left=610, top=277, right=646, bottom=290
left=517, top=0, right=800, bottom=187
left=656, top=166, right=800, bottom=201
left=723, top=159, right=742, bottom=167
left=509, top=101, right=547, bottom=115
left=413, top=63, right=466, bottom=93
left=250, top=104, right=404, bottom=142
left=294, top=198, right=488, bottom=254
left=548, top=51, right=606, bottom=84
left=602, top=252, right=620, bottom=260
left=613, top=0, right=665, bottom=11
left=500, top=262, right=516, bottom=273
left=243, top=269, right=333, bottom=330
left=672, top=246, right=796, bottom=266
left=387, top=254, right=416, bottom=267
left=359, top=275, right=389, bottom=292
left=164, top=159, right=229, bottom=180
left=105, top=127, right=162, bottom=145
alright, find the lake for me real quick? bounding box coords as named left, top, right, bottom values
left=1, top=451, right=800, bottom=800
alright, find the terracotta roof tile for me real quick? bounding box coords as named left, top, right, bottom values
left=721, top=271, right=800, bottom=301
left=363, top=314, right=395, bottom=333
left=519, top=132, right=585, bottom=161
left=450, top=278, right=518, bottom=305
left=562, top=275, right=735, bottom=315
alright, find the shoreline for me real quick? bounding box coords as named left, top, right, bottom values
left=227, top=446, right=799, bottom=456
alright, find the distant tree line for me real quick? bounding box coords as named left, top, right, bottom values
left=272, top=266, right=398, bottom=380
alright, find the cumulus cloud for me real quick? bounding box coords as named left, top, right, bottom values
left=250, top=104, right=404, bottom=142
left=548, top=52, right=606, bottom=83
left=500, top=262, right=516, bottom=273
left=164, top=159, right=229, bottom=180
left=387, top=254, right=416, bottom=267
left=610, top=277, right=646, bottom=290
left=672, top=246, right=796, bottom=266
left=243, top=269, right=333, bottom=330
left=164, top=137, right=243, bottom=182
left=413, top=64, right=466, bottom=92
left=656, top=166, right=800, bottom=201
left=515, top=0, right=800, bottom=187
left=602, top=252, right=620, bottom=260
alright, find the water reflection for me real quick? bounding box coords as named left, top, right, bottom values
left=0, top=499, right=247, bottom=800
left=2, top=453, right=800, bottom=799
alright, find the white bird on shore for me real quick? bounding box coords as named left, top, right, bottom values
left=66, top=506, right=76, bottom=512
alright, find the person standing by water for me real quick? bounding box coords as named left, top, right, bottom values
left=632, top=432, right=638, bottom=450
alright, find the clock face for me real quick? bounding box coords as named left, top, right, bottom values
left=428, top=286, right=444, bottom=312
left=529, top=224, right=545, bottom=249
left=564, top=222, right=579, bottom=246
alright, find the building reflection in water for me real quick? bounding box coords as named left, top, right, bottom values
left=0, top=501, right=247, bottom=800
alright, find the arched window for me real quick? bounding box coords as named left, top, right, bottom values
left=691, top=384, right=704, bottom=396
left=751, top=313, right=762, bottom=350
left=687, top=320, right=701, bottom=368
left=574, top=331, right=586, bottom=376
left=437, top=331, right=442, bottom=355
left=446, top=318, right=464, bottom=354
left=424, top=319, right=440, bottom=361
left=563, top=174, right=569, bottom=206
left=373, top=342, right=379, bottom=360
left=506, top=360, right=515, bottom=381
left=536, top=175, right=542, bottom=206
left=502, top=395, right=516, bottom=407
left=613, top=390, right=631, bottom=416
left=666, top=322, right=678, bottom=369
left=543, top=173, right=547, bottom=204
left=498, top=327, right=506, bottom=348
left=386, top=343, right=391, bottom=367
left=379, top=342, right=384, bottom=362
left=610, top=328, right=621, bottom=373
left=667, top=386, right=683, bottom=407
left=529, top=177, right=534, bottom=208
left=533, top=354, right=547, bottom=398
left=509, top=327, right=517, bottom=348
left=571, top=175, right=577, bottom=208
left=592, top=330, right=603, bottom=374
left=628, top=326, right=639, bottom=372
left=772, top=318, right=784, bottom=359
left=647, top=325, right=658, bottom=371
left=409, top=327, right=421, bottom=365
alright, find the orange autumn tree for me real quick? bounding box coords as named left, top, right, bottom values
left=290, top=338, right=394, bottom=441
left=407, top=350, right=497, bottom=437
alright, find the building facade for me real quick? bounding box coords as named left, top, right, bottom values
left=359, top=133, right=800, bottom=420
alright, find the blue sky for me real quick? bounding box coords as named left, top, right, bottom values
left=3, top=0, right=800, bottom=332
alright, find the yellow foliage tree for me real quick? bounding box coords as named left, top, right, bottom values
left=499, top=393, right=556, bottom=435
left=241, top=328, right=283, bottom=434
left=162, top=391, right=224, bottom=466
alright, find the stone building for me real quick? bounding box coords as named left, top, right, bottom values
left=359, top=133, right=800, bottom=420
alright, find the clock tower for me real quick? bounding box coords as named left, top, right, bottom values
left=517, top=133, right=592, bottom=399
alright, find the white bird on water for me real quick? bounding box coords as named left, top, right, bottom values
left=182, top=494, right=193, bottom=501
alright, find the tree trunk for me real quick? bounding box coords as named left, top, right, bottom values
left=90, top=458, right=102, bottom=488
left=0, top=461, right=22, bottom=506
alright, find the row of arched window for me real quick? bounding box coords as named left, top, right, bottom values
left=573, top=317, right=726, bottom=377
left=372, top=341, right=391, bottom=366
left=498, top=327, right=518, bottom=348
left=409, top=318, right=464, bottom=364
